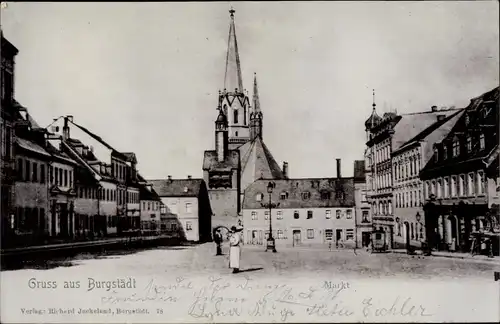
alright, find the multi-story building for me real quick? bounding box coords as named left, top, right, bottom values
left=202, top=10, right=286, bottom=230
left=364, top=91, right=462, bottom=248
left=138, top=176, right=162, bottom=232
left=353, top=160, right=372, bottom=248
left=420, top=87, right=499, bottom=255
left=1, top=32, right=19, bottom=245
left=242, top=160, right=356, bottom=248
left=392, top=108, right=464, bottom=249
left=150, top=176, right=212, bottom=242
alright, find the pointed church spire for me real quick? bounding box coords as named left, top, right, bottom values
left=253, top=72, right=261, bottom=113
left=224, top=8, right=244, bottom=93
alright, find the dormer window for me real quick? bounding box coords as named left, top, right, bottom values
left=452, top=139, right=460, bottom=157
left=255, top=193, right=264, bottom=202
left=479, top=133, right=485, bottom=150
left=301, top=192, right=310, bottom=200
left=466, top=135, right=472, bottom=153
left=443, top=144, right=448, bottom=160
left=280, top=191, right=288, bottom=200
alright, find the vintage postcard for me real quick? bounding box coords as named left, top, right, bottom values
left=1, top=1, right=499, bottom=323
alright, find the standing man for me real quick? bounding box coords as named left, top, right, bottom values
left=214, top=229, right=223, bottom=256
left=229, top=225, right=243, bottom=273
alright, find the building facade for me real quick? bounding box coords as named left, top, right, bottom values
left=421, top=87, right=499, bottom=255
left=203, top=10, right=286, bottom=230
left=1, top=32, right=19, bottom=246
left=354, top=160, right=372, bottom=248
left=150, top=177, right=212, bottom=242
left=392, top=109, right=464, bottom=249
left=242, top=163, right=356, bottom=249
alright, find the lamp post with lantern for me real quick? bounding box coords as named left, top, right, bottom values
left=261, top=181, right=279, bottom=252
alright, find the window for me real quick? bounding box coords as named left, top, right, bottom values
left=277, top=230, right=284, bottom=239
left=32, top=163, right=38, bottom=182
left=324, top=229, right=333, bottom=240
left=16, top=158, right=23, bottom=180
left=451, top=176, right=457, bottom=197
left=64, top=170, right=68, bottom=186
left=69, top=170, right=72, bottom=187
left=336, top=210, right=341, bottom=219
left=251, top=211, right=257, bottom=220
left=293, top=211, right=299, bottom=219
left=307, top=210, right=313, bottom=219
left=346, top=210, right=352, bottom=219
left=186, top=221, right=192, bottom=231
left=264, top=211, right=269, bottom=220
left=321, top=191, right=330, bottom=200
left=467, top=173, right=475, bottom=196
left=59, top=168, right=63, bottom=186
left=233, top=109, right=238, bottom=124
left=431, top=180, right=436, bottom=196
left=280, top=192, right=288, bottom=200
left=477, top=171, right=485, bottom=195
left=307, top=229, right=314, bottom=239
left=411, top=223, right=414, bottom=240
left=466, top=136, right=472, bottom=153
left=325, top=210, right=331, bottom=219
left=346, top=229, right=354, bottom=241
left=479, top=133, right=485, bottom=150
left=25, top=160, right=31, bottom=181
left=185, top=203, right=192, bottom=213
left=362, top=211, right=369, bottom=223
left=301, top=192, right=311, bottom=200
left=276, top=211, right=283, bottom=219
left=444, top=177, right=449, bottom=198
left=255, top=193, right=263, bottom=202
left=459, top=174, right=465, bottom=196
left=443, top=145, right=448, bottom=160
left=437, top=179, right=442, bottom=198
left=452, top=139, right=460, bottom=157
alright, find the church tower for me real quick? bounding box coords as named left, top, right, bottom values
left=215, top=107, right=228, bottom=162
left=219, top=8, right=251, bottom=149
left=250, top=73, right=263, bottom=140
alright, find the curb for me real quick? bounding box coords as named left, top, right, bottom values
left=389, top=250, right=500, bottom=264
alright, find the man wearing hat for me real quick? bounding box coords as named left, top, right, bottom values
left=229, top=225, right=243, bottom=273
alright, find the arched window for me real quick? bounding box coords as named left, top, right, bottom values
left=233, top=109, right=239, bottom=124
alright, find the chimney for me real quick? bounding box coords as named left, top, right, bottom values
left=282, top=162, right=289, bottom=179
left=63, top=116, right=70, bottom=140
left=187, top=175, right=192, bottom=180
left=168, top=175, right=172, bottom=181
left=431, top=105, right=438, bottom=112
left=336, top=158, right=341, bottom=178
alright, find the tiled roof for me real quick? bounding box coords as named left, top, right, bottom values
left=15, top=137, right=51, bottom=157
left=45, top=142, right=78, bottom=165
left=149, top=178, right=204, bottom=197
left=71, top=121, right=128, bottom=161
left=243, top=178, right=355, bottom=209
left=392, top=108, right=462, bottom=151
left=394, top=109, right=465, bottom=154
left=139, top=184, right=161, bottom=201
left=203, top=150, right=240, bottom=171
left=353, top=160, right=365, bottom=182
left=238, top=137, right=286, bottom=191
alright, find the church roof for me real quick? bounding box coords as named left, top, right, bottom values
left=224, top=9, right=243, bottom=93
left=243, top=178, right=355, bottom=209
left=237, top=136, right=286, bottom=190
left=364, top=108, right=382, bottom=130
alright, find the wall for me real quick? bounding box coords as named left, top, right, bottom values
left=243, top=207, right=356, bottom=248
left=160, top=197, right=200, bottom=241
left=99, top=181, right=117, bottom=216
left=140, top=199, right=161, bottom=229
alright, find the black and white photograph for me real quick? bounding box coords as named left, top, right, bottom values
left=1, top=1, right=499, bottom=323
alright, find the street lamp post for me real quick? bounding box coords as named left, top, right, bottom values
left=262, top=181, right=278, bottom=253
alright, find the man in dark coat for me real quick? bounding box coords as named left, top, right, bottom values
left=214, top=229, right=222, bottom=255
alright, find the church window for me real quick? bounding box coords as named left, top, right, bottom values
left=233, top=109, right=239, bottom=124
left=256, top=193, right=263, bottom=202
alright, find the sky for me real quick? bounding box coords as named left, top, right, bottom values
left=1, top=1, right=499, bottom=179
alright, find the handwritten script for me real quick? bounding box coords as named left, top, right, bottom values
left=99, top=275, right=434, bottom=321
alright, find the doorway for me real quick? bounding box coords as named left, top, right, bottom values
left=362, top=232, right=371, bottom=247
left=336, top=229, right=343, bottom=247
left=293, top=230, right=301, bottom=247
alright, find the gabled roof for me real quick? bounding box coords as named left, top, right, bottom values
left=149, top=178, right=204, bottom=198
left=237, top=136, right=286, bottom=190
left=394, top=108, right=465, bottom=154
left=139, top=184, right=161, bottom=201
left=243, top=178, right=355, bottom=209
left=15, top=137, right=51, bottom=158
left=392, top=108, right=462, bottom=151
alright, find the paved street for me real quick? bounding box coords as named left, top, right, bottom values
left=3, top=242, right=499, bottom=280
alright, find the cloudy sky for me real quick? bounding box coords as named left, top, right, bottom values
left=2, top=2, right=498, bottom=179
